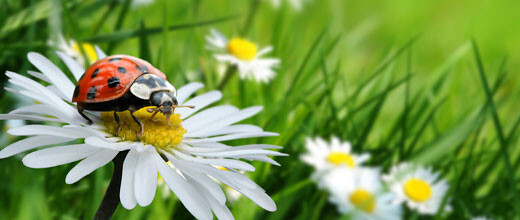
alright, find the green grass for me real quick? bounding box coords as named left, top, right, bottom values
left=1, top=0, right=520, bottom=219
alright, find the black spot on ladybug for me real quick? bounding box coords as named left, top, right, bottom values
left=156, top=78, right=167, bottom=87
left=73, top=85, right=80, bottom=98
left=134, top=74, right=159, bottom=88
left=118, top=67, right=127, bottom=74
left=87, top=86, right=97, bottom=100
left=91, top=69, right=99, bottom=78
left=109, top=57, right=122, bottom=62
left=107, top=77, right=120, bottom=88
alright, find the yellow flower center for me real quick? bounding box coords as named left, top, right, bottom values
left=349, top=189, right=376, bottom=213
left=72, top=42, right=98, bottom=63
left=100, top=107, right=186, bottom=151
left=226, top=37, right=258, bottom=61
left=403, top=178, right=433, bottom=202
left=327, top=151, right=355, bottom=168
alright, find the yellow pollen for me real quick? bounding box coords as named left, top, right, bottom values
left=72, top=42, right=98, bottom=63
left=327, top=151, right=355, bottom=168
left=226, top=37, right=258, bottom=61
left=403, top=178, right=433, bottom=202
left=101, top=107, right=186, bottom=151
left=349, top=189, right=376, bottom=213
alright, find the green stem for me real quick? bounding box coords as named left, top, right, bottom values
left=93, top=151, right=129, bottom=220
left=217, top=65, right=238, bottom=90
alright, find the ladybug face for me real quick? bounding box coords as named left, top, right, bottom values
left=150, top=92, right=178, bottom=114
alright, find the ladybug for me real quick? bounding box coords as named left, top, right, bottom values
left=72, top=55, right=193, bottom=138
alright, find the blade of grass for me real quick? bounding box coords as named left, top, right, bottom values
left=284, top=28, right=328, bottom=98
left=412, top=105, right=488, bottom=164
left=138, top=20, right=151, bottom=61
left=84, top=15, right=239, bottom=43
left=339, top=35, right=420, bottom=110
left=472, top=40, right=520, bottom=214
left=106, top=0, right=132, bottom=54
left=400, top=47, right=412, bottom=158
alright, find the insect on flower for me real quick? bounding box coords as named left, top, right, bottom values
left=72, top=55, right=194, bottom=138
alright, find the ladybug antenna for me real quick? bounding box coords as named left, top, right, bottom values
left=173, top=105, right=195, bottom=110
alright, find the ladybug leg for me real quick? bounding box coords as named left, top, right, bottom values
left=78, top=108, right=93, bottom=125
left=129, top=108, right=144, bottom=139
left=113, top=111, right=121, bottom=136
left=150, top=111, right=160, bottom=122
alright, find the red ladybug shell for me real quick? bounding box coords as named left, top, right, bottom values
left=72, top=55, right=166, bottom=103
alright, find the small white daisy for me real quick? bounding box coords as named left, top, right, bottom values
left=0, top=49, right=286, bottom=220
left=206, top=29, right=280, bottom=83
left=382, top=163, right=450, bottom=215
left=301, top=136, right=370, bottom=173
left=48, top=33, right=98, bottom=67
left=323, top=167, right=402, bottom=220
left=269, top=0, right=312, bottom=11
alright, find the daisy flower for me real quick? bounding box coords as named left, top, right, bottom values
left=48, top=33, right=98, bottom=67
left=382, top=163, right=450, bottom=215
left=301, top=136, right=370, bottom=172
left=206, top=29, right=280, bottom=83
left=322, top=167, right=402, bottom=220
left=269, top=0, right=313, bottom=11
left=0, top=49, right=286, bottom=220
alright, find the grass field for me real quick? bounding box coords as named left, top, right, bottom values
left=1, top=0, right=520, bottom=219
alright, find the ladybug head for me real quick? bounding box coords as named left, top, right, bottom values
left=148, top=92, right=194, bottom=127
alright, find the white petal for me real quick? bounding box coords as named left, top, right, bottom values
left=27, top=70, right=50, bottom=83
left=0, top=114, right=63, bottom=123
left=66, top=149, right=118, bottom=184
left=6, top=71, right=79, bottom=123
left=0, top=135, right=74, bottom=158
left=186, top=132, right=278, bottom=143
left=134, top=150, right=158, bottom=206
left=172, top=149, right=255, bottom=171
left=85, top=137, right=135, bottom=151
left=187, top=176, right=234, bottom=220
left=256, top=46, right=273, bottom=57
left=169, top=158, right=226, bottom=205
left=95, top=45, right=107, bottom=60
left=186, top=106, right=263, bottom=137
left=181, top=144, right=282, bottom=153
left=182, top=105, right=239, bottom=132
left=186, top=124, right=263, bottom=138
left=177, top=91, right=222, bottom=119
left=170, top=158, right=276, bottom=211
left=242, top=155, right=281, bottom=166
left=120, top=150, right=138, bottom=209
left=176, top=82, right=204, bottom=105
left=8, top=125, right=84, bottom=138
left=153, top=153, right=212, bottom=220
left=22, top=144, right=98, bottom=168
left=27, top=52, right=75, bottom=101
left=56, top=51, right=85, bottom=80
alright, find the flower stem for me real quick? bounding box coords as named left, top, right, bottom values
left=217, top=65, right=237, bottom=90
left=93, top=150, right=129, bottom=220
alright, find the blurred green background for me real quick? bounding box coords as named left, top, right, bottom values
left=1, top=0, right=520, bottom=219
